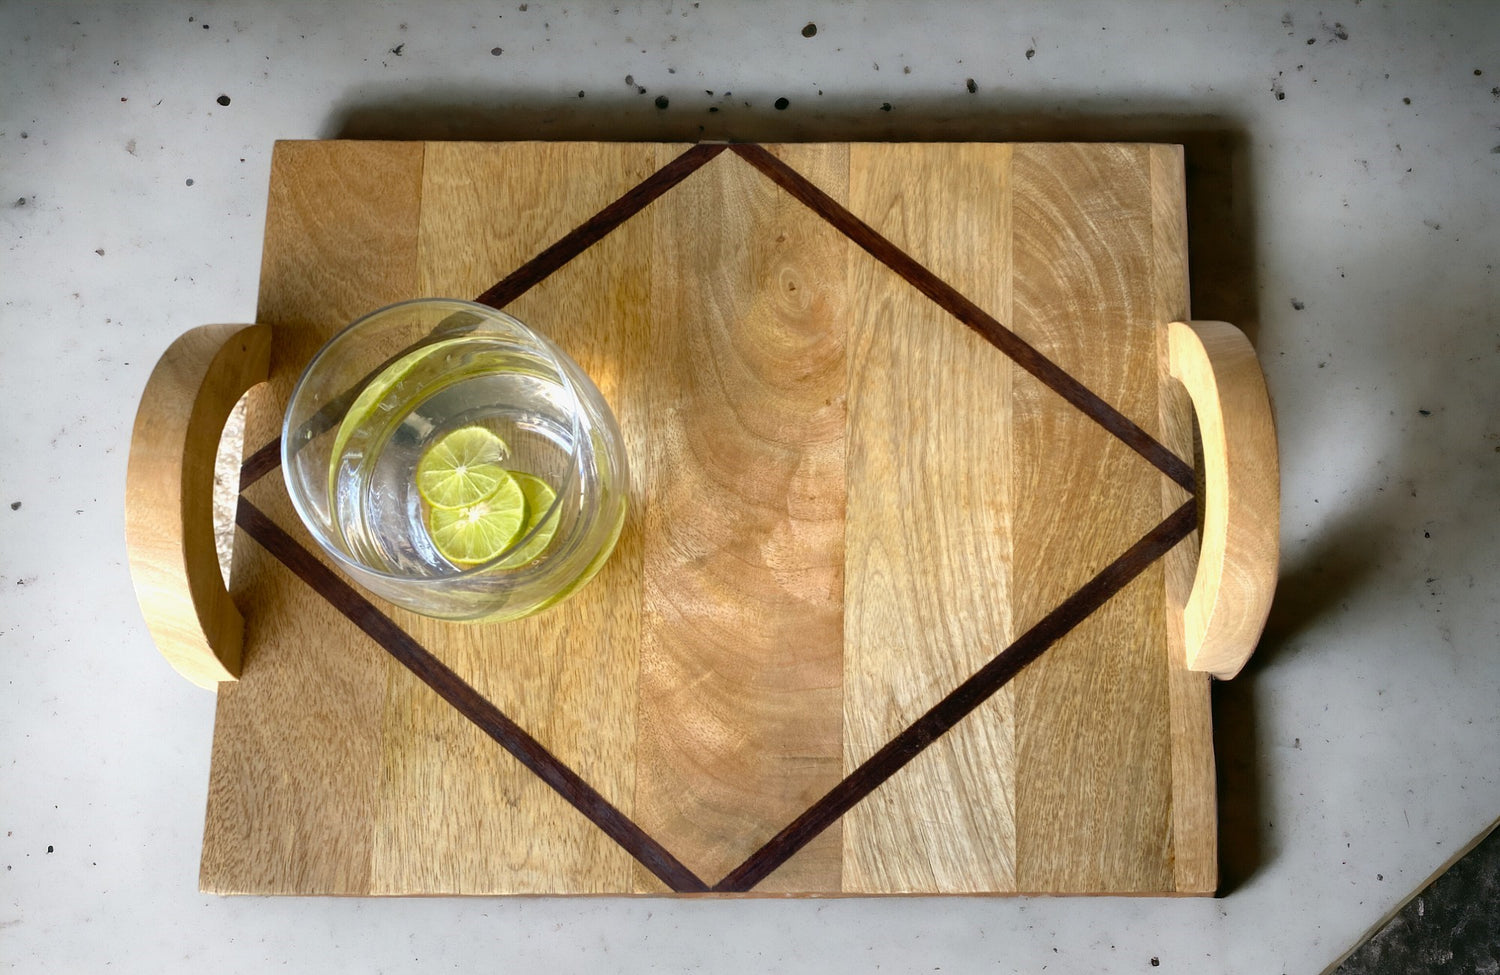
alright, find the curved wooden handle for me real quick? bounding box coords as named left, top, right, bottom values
left=1167, top=321, right=1279, bottom=680
left=126, top=324, right=272, bottom=688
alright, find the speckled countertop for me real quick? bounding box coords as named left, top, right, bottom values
left=2, top=2, right=1497, bottom=972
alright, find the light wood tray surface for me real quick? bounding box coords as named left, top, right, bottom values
left=204, top=140, right=1214, bottom=896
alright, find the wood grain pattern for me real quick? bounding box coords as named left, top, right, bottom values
left=633, top=145, right=849, bottom=892
left=1009, top=144, right=1174, bottom=893
left=842, top=144, right=1017, bottom=893
left=178, top=140, right=1227, bottom=896
left=1168, top=319, right=1280, bottom=681
left=201, top=141, right=424, bottom=894
left=126, top=323, right=269, bottom=688
left=1151, top=145, right=1219, bottom=894
left=375, top=142, right=663, bottom=893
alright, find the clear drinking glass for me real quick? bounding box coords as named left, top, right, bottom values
left=282, top=298, right=628, bottom=622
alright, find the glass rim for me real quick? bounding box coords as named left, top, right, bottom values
left=281, top=297, right=586, bottom=583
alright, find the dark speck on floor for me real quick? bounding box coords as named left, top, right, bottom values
left=966, top=77, right=977, bottom=93
left=9, top=502, right=19, bottom=511
left=774, top=96, right=789, bottom=110
left=1150, top=960, right=1160, bottom=968
left=1307, top=37, right=1317, bottom=44
left=577, top=90, right=585, bottom=98
left=14, top=197, right=25, bottom=207
left=1025, top=47, right=1035, bottom=59
left=491, top=47, right=502, bottom=55
left=216, top=94, right=230, bottom=106
left=1325, top=21, right=1349, bottom=41
left=1403, top=96, right=1412, bottom=104
left=1291, top=299, right=1305, bottom=310
left=801, top=22, right=816, bottom=37
left=47, top=846, right=53, bottom=854
left=518, top=3, right=528, bottom=9
left=94, top=248, right=104, bottom=256
left=390, top=42, right=404, bottom=55
left=1419, top=409, right=1432, bottom=416
left=185, top=178, right=194, bottom=186
left=880, top=101, right=892, bottom=111
left=654, top=95, right=669, bottom=109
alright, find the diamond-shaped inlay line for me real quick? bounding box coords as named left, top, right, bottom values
left=233, top=497, right=711, bottom=893
left=232, top=142, right=1200, bottom=893
left=236, top=490, right=1194, bottom=893
left=714, top=501, right=1196, bottom=892
left=236, top=143, right=728, bottom=492
left=243, top=142, right=1190, bottom=493
left=729, top=142, right=1195, bottom=492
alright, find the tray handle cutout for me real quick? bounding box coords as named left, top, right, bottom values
left=126, top=324, right=271, bottom=688
left=1168, top=320, right=1280, bottom=680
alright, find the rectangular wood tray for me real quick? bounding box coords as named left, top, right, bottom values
left=205, top=140, right=1213, bottom=895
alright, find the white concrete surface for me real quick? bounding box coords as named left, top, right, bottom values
left=2, top=1, right=1496, bottom=972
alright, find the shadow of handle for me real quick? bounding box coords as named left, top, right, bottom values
left=126, top=324, right=272, bottom=689
left=1168, top=321, right=1280, bottom=680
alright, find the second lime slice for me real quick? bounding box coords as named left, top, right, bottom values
left=497, top=472, right=561, bottom=567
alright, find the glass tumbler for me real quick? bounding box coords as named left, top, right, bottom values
left=282, top=298, right=629, bottom=622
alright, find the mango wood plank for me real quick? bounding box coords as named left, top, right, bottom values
left=841, top=143, right=1018, bottom=893
left=373, top=142, right=663, bottom=893
left=1009, top=144, right=1174, bottom=893
left=632, top=145, right=849, bottom=892
left=201, top=141, right=425, bottom=894
left=1151, top=145, right=1219, bottom=895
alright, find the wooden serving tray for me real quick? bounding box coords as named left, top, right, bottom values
left=138, top=141, right=1267, bottom=896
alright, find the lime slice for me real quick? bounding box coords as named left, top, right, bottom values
left=415, top=426, right=511, bottom=509
left=427, top=471, right=527, bottom=566
left=498, top=472, right=560, bottom=567
left=327, top=337, right=467, bottom=502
